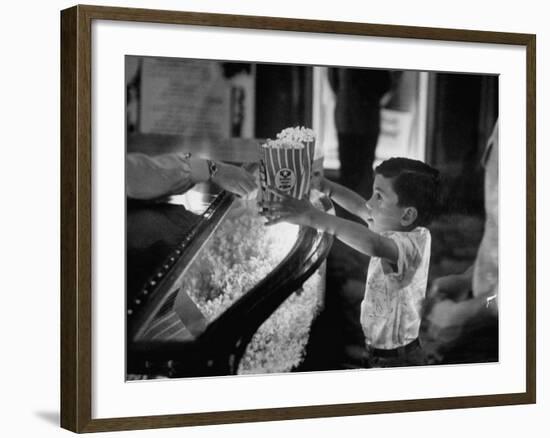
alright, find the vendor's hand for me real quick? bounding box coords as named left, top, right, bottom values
left=259, top=188, right=315, bottom=227
left=212, top=162, right=257, bottom=199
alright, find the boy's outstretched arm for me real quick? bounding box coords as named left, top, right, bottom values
left=319, top=178, right=371, bottom=223
left=262, top=189, right=397, bottom=262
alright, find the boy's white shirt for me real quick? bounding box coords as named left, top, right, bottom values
left=360, top=227, right=431, bottom=350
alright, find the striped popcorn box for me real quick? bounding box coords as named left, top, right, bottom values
left=260, top=139, right=309, bottom=202
left=303, top=139, right=316, bottom=194
left=275, top=126, right=316, bottom=196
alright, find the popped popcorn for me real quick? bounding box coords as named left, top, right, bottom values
left=276, top=126, right=316, bottom=143
left=261, top=138, right=305, bottom=149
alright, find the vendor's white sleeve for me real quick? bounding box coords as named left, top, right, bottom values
left=126, top=152, right=207, bottom=200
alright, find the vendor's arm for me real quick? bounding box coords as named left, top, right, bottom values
left=262, top=188, right=397, bottom=262
left=126, top=152, right=256, bottom=200
left=126, top=152, right=208, bottom=200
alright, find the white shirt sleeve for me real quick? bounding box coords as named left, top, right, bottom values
left=126, top=152, right=209, bottom=200
left=380, top=229, right=427, bottom=282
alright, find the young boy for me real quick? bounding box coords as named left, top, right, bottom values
left=261, top=157, right=440, bottom=367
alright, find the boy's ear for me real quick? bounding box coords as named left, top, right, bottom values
left=400, top=207, right=418, bottom=227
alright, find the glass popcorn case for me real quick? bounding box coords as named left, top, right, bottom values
left=126, top=179, right=333, bottom=379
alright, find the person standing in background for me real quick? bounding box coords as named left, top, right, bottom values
left=328, top=68, right=393, bottom=200
left=422, top=119, right=499, bottom=364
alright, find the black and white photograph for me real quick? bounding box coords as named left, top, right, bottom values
left=3, top=0, right=546, bottom=435
left=125, top=55, right=499, bottom=380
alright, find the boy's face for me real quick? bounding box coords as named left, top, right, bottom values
left=365, top=174, right=408, bottom=233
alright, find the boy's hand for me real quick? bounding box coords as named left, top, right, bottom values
left=259, top=188, right=316, bottom=227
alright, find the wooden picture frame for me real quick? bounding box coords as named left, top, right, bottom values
left=61, top=4, right=536, bottom=433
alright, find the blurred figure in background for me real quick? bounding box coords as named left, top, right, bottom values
left=422, top=119, right=499, bottom=364
left=328, top=67, right=393, bottom=199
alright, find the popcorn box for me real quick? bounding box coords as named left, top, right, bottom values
left=258, top=127, right=316, bottom=208
left=260, top=140, right=308, bottom=202
left=276, top=127, right=316, bottom=195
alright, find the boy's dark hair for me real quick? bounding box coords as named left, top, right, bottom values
left=374, top=157, right=440, bottom=226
